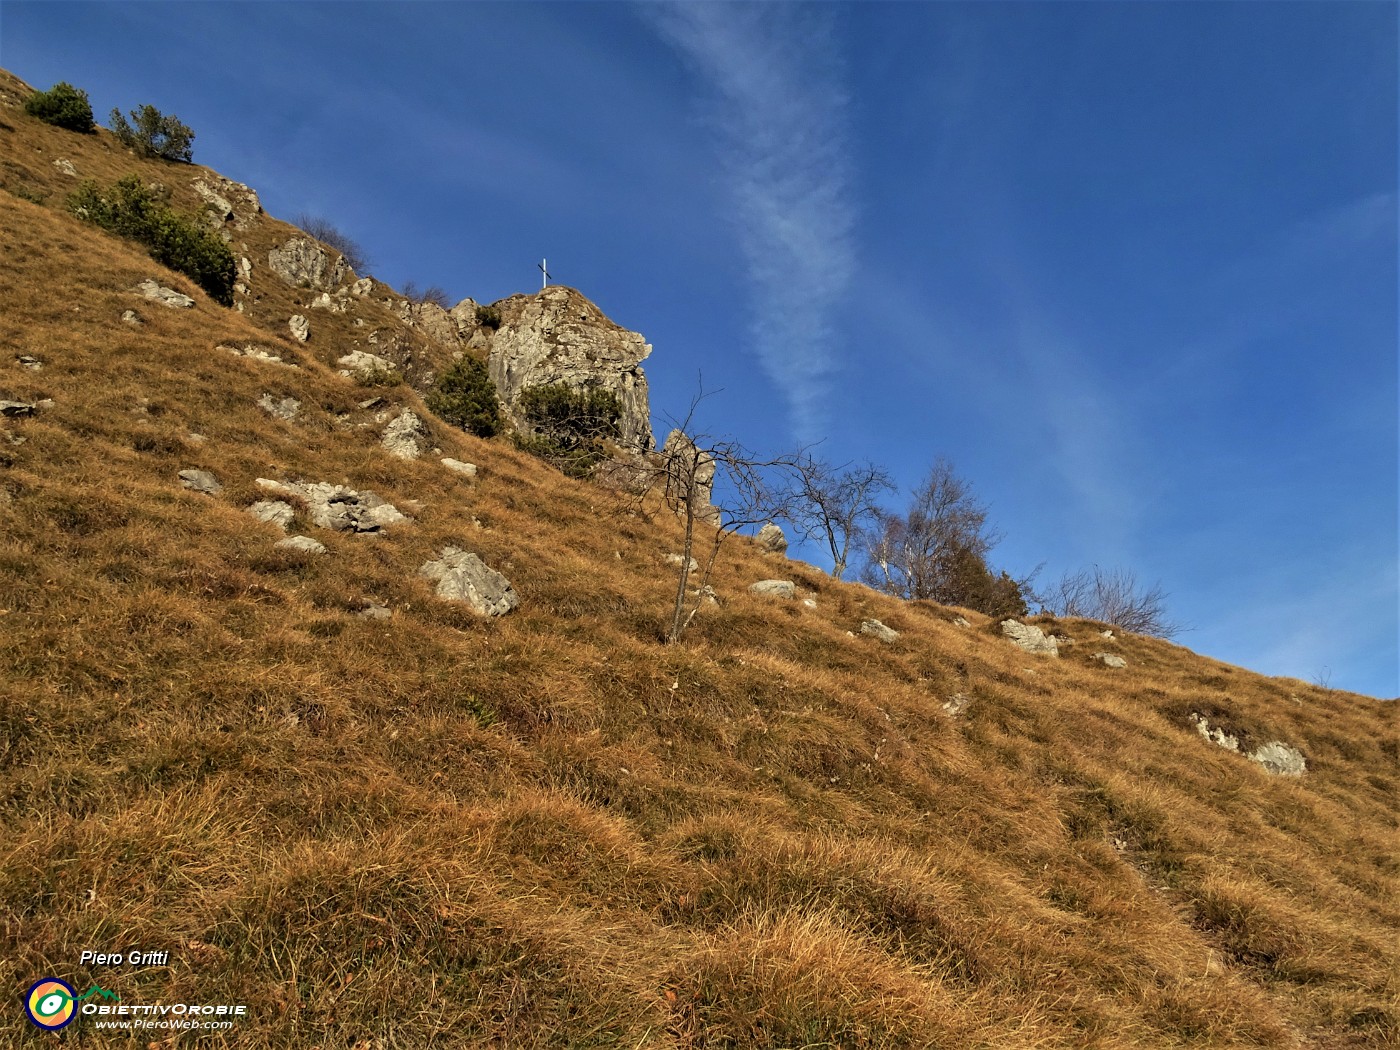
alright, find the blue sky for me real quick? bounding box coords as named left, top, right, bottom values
left=5, top=2, right=1396, bottom=697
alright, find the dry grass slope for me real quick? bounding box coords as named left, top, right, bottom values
left=1, top=69, right=1396, bottom=1049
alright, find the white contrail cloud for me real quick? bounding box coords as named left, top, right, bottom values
left=647, top=3, right=855, bottom=441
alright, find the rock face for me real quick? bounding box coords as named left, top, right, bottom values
left=1249, top=741, right=1307, bottom=777
left=861, top=619, right=899, bottom=644
left=255, top=478, right=407, bottom=533
left=661, top=429, right=720, bottom=525
left=267, top=236, right=348, bottom=290
left=757, top=522, right=788, bottom=555
left=749, top=580, right=795, bottom=599
left=1001, top=620, right=1059, bottom=656
left=289, top=315, right=310, bottom=342
left=381, top=410, right=429, bottom=460
left=419, top=548, right=518, bottom=616
left=338, top=351, right=395, bottom=378
left=487, top=286, right=653, bottom=452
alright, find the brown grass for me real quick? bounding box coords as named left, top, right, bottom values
left=1, top=67, right=1397, bottom=1048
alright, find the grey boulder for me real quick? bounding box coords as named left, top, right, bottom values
left=419, top=548, right=518, bottom=616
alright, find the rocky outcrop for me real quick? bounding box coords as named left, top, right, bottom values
left=247, top=500, right=295, bottom=529
left=861, top=619, right=899, bottom=644
left=1001, top=620, right=1059, bottom=656
left=289, top=315, right=310, bottom=342
left=1190, top=713, right=1307, bottom=776
left=338, top=351, right=395, bottom=379
left=487, top=286, right=653, bottom=452
left=661, top=429, right=720, bottom=525
left=757, top=522, right=787, bottom=555
left=418, top=548, right=518, bottom=616
left=749, top=580, right=795, bottom=599
left=267, top=236, right=348, bottom=290
left=195, top=175, right=261, bottom=229
left=381, top=410, right=429, bottom=460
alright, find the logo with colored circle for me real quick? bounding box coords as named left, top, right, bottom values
left=26, top=978, right=76, bottom=1029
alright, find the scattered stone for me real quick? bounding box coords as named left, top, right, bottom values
left=1000, top=619, right=1059, bottom=656
left=310, top=291, right=350, bottom=314
left=665, top=553, right=700, bottom=572
left=267, top=236, right=348, bottom=290
left=356, top=604, right=392, bottom=620
left=35, top=398, right=54, bottom=410
left=1191, top=713, right=1241, bottom=752
left=276, top=536, right=327, bottom=555
left=1050, top=634, right=1073, bottom=648
left=0, top=401, right=36, bottom=417
left=224, top=344, right=294, bottom=367
left=1094, top=652, right=1128, bottom=669
left=692, top=585, right=719, bottom=605
left=359, top=397, right=386, bottom=411
left=861, top=618, right=899, bottom=644
left=52, top=158, right=77, bottom=176
left=418, top=547, right=518, bottom=616
left=757, top=522, right=788, bottom=555
left=942, top=693, right=970, bottom=717
left=1249, top=741, right=1307, bottom=777
left=350, top=277, right=374, bottom=297
left=441, top=458, right=477, bottom=477
left=952, top=616, right=971, bottom=627
left=177, top=468, right=222, bottom=495
left=802, top=598, right=818, bottom=609
left=186, top=432, right=206, bottom=444
left=289, top=315, right=310, bottom=342
left=137, top=280, right=195, bottom=308
left=17, top=356, right=42, bottom=371
left=380, top=410, right=429, bottom=460
left=254, top=478, right=407, bottom=533
left=749, top=580, right=795, bottom=599
left=1101, top=629, right=1115, bottom=639
left=121, top=310, right=143, bottom=327
left=257, top=394, right=300, bottom=421
left=246, top=500, right=295, bottom=529
left=338, top=350, right=394, bottom=378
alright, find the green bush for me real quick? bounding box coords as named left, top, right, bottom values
left=24, top=82, right=95, bottom=132
left=67, top=175, right=235, bottom=305
left=515, top=383, right=622, bottom=478
left=474, top=304, right=502, bottom=330
left=426, top=356, right=501, bottom=438
left=108, top=104, right=195, bottom=162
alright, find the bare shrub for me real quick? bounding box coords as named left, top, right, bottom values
left=1039, top=565, right=1183, bottom=638
left=296, top=213, right=371, bottom=273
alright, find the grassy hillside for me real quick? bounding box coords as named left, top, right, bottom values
left=2, top=71, right=1396, bottom=1049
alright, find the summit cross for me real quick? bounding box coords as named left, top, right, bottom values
left=538, top=258, right=550, bottom=290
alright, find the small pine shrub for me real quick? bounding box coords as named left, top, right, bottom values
left=426, top=356, right=501, bottom=438
left=516, top=383, right=622, bottom=478
left=356, top=364, right=404, bottom=388
left=474, top=304, right=502, bottom=330
left=67, top=175, right=235, bottom=305
left=108, top=104, right=195, bottom=162
left=24, top=82, right=95, bottom=132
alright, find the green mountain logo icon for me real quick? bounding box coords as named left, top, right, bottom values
left=77, top=985, right=119, bottom=1002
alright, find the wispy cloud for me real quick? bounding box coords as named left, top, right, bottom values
left=646, top=4, right=854, bottom=441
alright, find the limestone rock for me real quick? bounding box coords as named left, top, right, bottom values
left=276, top=536, right=327, bottom=555
left=757, top=522, right=788, bottom=555
left=382, top=410, right=429, bottom=460
left=193, top=178, right=234, bottom=221
left=802, top=598, right=818, bottom=609
left=942, top=693, right=970, bottom=717
left=267, top=236, right=348, bottom=290
left=224, top=344, right=294, bottom=367
left=487, top=286, right=653, bottom=452
left=1191, top=713, right=1241, bottom=753
left=397, top=300, right=460, bottom=347
left=350, top=277, right=374, bottom=297
left=52, top=158, right=77, bottom=176
left=1001, top=619, right=1059, bottom=656
left=338, top=351, right=395, bottom=379
left=15, top=356, right=41, bottom=371
left=861, top=619, right=899, bottom=644
left=137, top=280, right=194, bottom=308
left=952, top=616, right=971, bottom=627
left=441, top=458, right=477, bottom=477
left=665, top=553, right=700, bottom=572
left=255, top=478, right=406, bottom=534
left=356, top=604, right=392, bottom=620
left=1249, top=741, right=1307, bottom=777
left=121, top=310, right=143, bottom=327
left=194, top=175, right=260, bottom=228
left=661, top=429, right=720, bottom=525
left=749, top=580, right=795, bottom=599
left=289, top=315, right=310, bottom=342
left=419, top=548, right=518, bottom=616
left=1094, top=652, right=1128, bottom=669
left=257, top=394, right=300, bottom=421
left=247, top=500, right=295, bottom=530
left=0, top=401, right=36, bottom=417
left=178, top=468, right=222, bottom=495
left=1100, top=629, right=1115, bottom=639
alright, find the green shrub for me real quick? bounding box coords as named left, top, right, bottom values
left=108, top=104, right=194, bottom=162
left=474, top=304, right=502, bottom=330
left=24, top=82, right=95, bottom=132
left=356, top=364, right=404, bottom=388
left=426, top=356, right=501, bottom=438
left=515, top=383, right=622, bottom=478
left=67, top=175, right=235, bottom=305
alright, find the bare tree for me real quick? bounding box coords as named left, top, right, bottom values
left=1039, top=565, right=1183, bottom=639
left=296, top=213, right=371, bottom=273
left=788, top=458, right=894, bottom=581
left=400, top=281, right=452, bottom=308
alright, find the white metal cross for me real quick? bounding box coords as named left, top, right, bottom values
left=538, top=258, right=550, bottom=290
